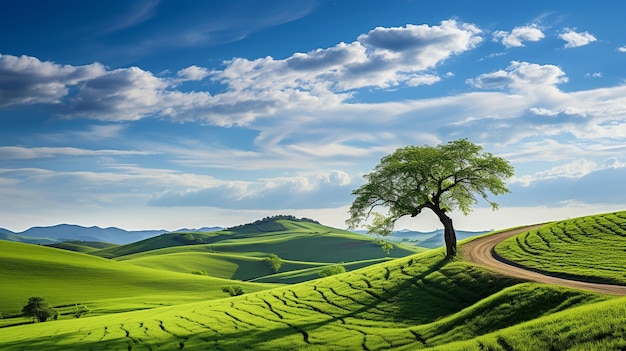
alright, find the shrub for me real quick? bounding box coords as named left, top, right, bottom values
left=318, top=264, right=346, bottom=278
left=22, top=297, right=57, bottom=322
left=74, top=304, right=89, bottom=318
left=373, top=239, right=393, bottom=255
left=264, top=254, right=282, bottom=273
left=222, top=285, right=245, bottom=296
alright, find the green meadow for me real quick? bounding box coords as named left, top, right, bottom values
left=1, top=213, right=626, bottom=350
left=495, top=211, right=626, bottom=284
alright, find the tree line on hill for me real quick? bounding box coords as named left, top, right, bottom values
left=226, top=215, right=320, bottom=232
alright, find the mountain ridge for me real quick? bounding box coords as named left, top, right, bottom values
left=0, top=224, right=223, bottom=245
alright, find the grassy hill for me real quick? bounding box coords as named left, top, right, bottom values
left=100, top=218, right=425, bottom=283
left=1, top=212, right=625, bottom=350
left=46, top=240, right=118, bottom=253
left=0, top=231, right=58, bottom=245
left=495, top=211, right=626, bottom=284
left=0, top=240, right=278, bottom=323
left=0, top=246, right=618, bottom=350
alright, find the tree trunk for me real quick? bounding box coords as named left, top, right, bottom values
left=442, top=215, right=457, bottom=257
left=432, top=207, right=457, bottom=257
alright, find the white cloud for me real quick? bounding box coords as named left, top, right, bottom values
left=0, top=54, right=105, bottom=107
left=176, top=65, right=211, bottom=81
left=67, top=66, right=172, bottom=121
left=493, top=24, right=545, bottom=48
left=511, top=158, right=599, bottom=186
left=467, top=61, right=567, bottom=91
left=99, top=0, right=159, bottom=34
left=0, top=20, right=485, bottom=126
left=0, top=146, right=155, bottom=160
left=559, top=28, right=597, bottom=48
left=585, top=72, right=602, bottom=78
left=503, top=165, right=626, bottom=207
left=149, top=170, right=359, bottom=209
left=618, top=46, right=626, bottom=52
left=210, top=20, right=482, bottom=96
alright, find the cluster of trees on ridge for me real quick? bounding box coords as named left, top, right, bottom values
left=226, top=215, right=320, bottom=232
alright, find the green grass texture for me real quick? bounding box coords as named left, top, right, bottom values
left=0, top=240, right=278, bottom=320
left=2, top=214, right=626, bottom=350
left=106, top=219, right=425, bottom=283
left=494, top=211, right=626, bottom=284
left=1, top=246, right=618, bottom=350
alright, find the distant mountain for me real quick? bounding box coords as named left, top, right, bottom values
left=0, top=224, right=225, bottom=245
left=354, top=228, right=489, bottom=249
left=14, top=224, right=166, bottom=244
left=171, top=227, right=223, bottom=233
left=411, top=230, right=488, bottom=249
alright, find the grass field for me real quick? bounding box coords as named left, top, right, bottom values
left=2, top=213, right=626, bottom=350
left=108, top=219, right=425, bottom=283
left=0, top=246, right=619, bottom=350
left=494, top=211, right=626, bottom=285
left=0, top=240, right=278, bottom=322
left=0, top=218, right=421, bottom=322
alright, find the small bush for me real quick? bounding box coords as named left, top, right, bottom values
left=22, top=297, right=57, bottom=322
left=74, top=304, right=89, bottom=318
left=222, top=285, right=245, bottom=296
left=264, top=254, right=282, bottom=273
left=318, top=264, right=346, bottom=278
left=190, top=270, right=206, bottom=275
left=373, top=239, right=393, bottom=255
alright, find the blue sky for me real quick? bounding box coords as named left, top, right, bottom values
left=2, top=0, right=626, bottom=232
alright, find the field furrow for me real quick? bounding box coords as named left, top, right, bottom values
left=495, top=211, right=626, bottom=285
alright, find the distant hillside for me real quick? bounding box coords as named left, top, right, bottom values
left=92, top=218, right=425, bottom=284
left=0, top=229, right=58, bottom=245
left=46, top=240, right=119, bottom=253
left=0, top=224, right=223, bottom=245
left=226, top=215, right=320, bottom=233
left=354, top=228, right=489, bottom=249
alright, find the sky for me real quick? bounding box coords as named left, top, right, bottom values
left=2, top=0, right=626, bottom=232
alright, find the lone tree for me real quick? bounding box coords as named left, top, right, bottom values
left=347, top=139, right=514, bottom=257
left=22, top=297, right=57, bottom=322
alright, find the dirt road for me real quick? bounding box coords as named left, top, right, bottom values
left=462, top=225, right=626, bottom=296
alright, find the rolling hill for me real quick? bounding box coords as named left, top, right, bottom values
left=1, top=212, right=625, bottom=350
left=99, top=217, right=426, bottom=283
left=0, top=239, right=278, bottom=323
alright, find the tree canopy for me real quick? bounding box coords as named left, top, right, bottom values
left=22, top=296, right=57, bottom=322
left=347, top=139, right=514, bottom=257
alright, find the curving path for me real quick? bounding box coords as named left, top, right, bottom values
left=462, top=224, right=626, bottom=296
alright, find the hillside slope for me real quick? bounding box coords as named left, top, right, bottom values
left=0, top=244, right=615, bottom=350
left=494, top=211, right=626, bottom=285
left=3, top=212, right=626, bottom=350
left=102, top=219, right=425, bottom=283
left=0, top=240, right=278, bottom=319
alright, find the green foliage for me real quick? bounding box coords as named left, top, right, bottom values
left=73, top=304, right=89, bottom=318
left=21, top=297, right=57, bottom=322
left=264, top=253, right=282, bottom=273
left=318, top=264, right=346, bottom=278
left=227, top=215, right=320, bottom=232
left=222, top=285, right=245, bottom=296
left=373, top=238, right=394, bottom=255
left=495, top=211, right=626, bottom=284
left=347, top=139, right=514, bottom=256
